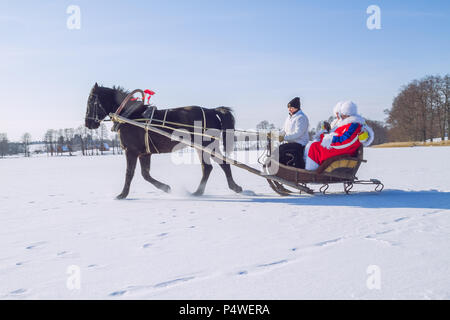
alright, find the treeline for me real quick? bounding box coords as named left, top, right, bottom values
left=42, top=123, right=122, bottom=156
left=385, top=74, right=449, bottom=142
left=0, top=123, right=123, bottom=158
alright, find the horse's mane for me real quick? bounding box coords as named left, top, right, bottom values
left=96, top=85, right=130, bottom=107
left=111, top=85, right=130, bottom=96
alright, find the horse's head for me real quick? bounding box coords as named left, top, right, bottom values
left=85, top=82, right=109, bottom=129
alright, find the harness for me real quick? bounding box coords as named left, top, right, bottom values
left=112, top=99, right=210, bottom=155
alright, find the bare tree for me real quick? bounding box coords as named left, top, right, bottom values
left=386, top=74, right=450, bottom=142
left=76, top=125, right=88, bottom=156
left=22, top=133, right=32, bottom=157
left=99, top=123, right=109, bottom=155
left=256, top=120, right=275, bottom=130
left=64, top=128, right=75, bottom=156
left=0, top=133, right=8, bottom=157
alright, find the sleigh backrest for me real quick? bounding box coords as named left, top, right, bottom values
left=316, top=145, right=365, bottom=179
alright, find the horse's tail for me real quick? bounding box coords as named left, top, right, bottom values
left=214, top=106, right=235, bottom=155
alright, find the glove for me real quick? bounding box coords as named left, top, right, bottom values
left=320, top=121, right=331, bottom=132
left=321, top=134, right=334, bottom=149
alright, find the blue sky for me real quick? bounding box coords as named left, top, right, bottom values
left=1, top=0, right=449, bottom=141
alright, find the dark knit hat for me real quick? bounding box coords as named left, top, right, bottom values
left=287, top=97, right=301, bottom=109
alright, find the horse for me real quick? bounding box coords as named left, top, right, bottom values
left=84, top=83, right=243, bottom=199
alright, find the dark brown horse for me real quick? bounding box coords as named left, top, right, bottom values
left=85, top=83, right=242, bottom=199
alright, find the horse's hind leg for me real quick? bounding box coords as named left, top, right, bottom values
left=116, top=151, right=138, bottom=199
left=212, top=154, right=243, bottom=193
left=193, top=151, right=213, bottom=196
left=139, top=154, right=171, bottom=193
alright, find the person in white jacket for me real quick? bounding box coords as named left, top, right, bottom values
left=278, top=97, right=309, bottom=168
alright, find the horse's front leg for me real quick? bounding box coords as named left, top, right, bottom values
left=139, top=154, right=171, bottom=193
left=116, top=151, right=138, bottom=199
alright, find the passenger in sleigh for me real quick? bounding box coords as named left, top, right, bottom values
left=277, top=97, right=310, bottom=168
left=304, top=101, right=374, bottom=171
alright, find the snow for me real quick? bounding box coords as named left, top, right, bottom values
left=0, top=147, right=449, bottom=299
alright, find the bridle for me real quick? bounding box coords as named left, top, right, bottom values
left=86, top=93, right=109, bottom=124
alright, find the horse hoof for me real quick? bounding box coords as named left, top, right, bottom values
left=162, top=185, right=171, bottom=193
left=192, top=190, right=204, bottom=197
left=233, top=185, right=243, bottom=193
left=115, top=194, right=127, bottom=200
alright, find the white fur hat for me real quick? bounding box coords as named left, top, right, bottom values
left=333, top=101, right=343, bottom=116
left=340, top=101, right=358, bottom=116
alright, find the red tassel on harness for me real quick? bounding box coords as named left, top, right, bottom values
left=144, top=89, right=155, bottom=104
left=129, top=89, right=155, bottom=103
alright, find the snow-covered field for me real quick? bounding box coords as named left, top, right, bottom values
left=0, top=147, right=449, bottom=299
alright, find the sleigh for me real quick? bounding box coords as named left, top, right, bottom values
left=262, top=144, right=384, bottom=195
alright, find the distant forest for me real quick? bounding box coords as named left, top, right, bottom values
left=0, top=123, right=123, bottom=157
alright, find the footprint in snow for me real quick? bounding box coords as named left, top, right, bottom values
left=365, top=230, right=394, bottom=239
left=365, top=237, right=400, bottom=246
left=57, top=251, right=74, bottom=257
left=314, top=238, right=343, bottom=247
left=423, top=210, right=442, bottom=216
left=9, top=288, right=28, bottom=296
left=158, top=233, right=168, bottom=237
left=257, top=260, right=288, bottom=268
left=109, top=290, right=127, bottom=297
left=235, top=260, right=288, bottom=276
left=142, top=243, right=152, bottom=248
left=154, top=276, right=195, bottom=288
left=26, top=241, right=46, bottom=250
left=109, top=276, right=196, bottom=297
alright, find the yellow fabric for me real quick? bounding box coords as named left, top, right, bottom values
left=358, top=131, right=369, bottom=142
